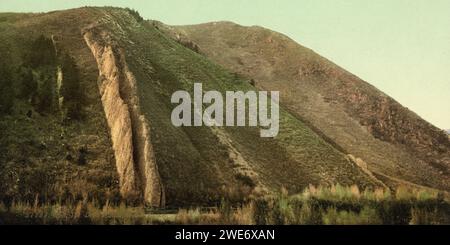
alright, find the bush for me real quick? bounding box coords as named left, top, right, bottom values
left=322, top=206, right=381, bottom=225
left=178, top=40, right=200, bottom=53
left=270, top=189, right=295, bottom=224
left=125, top=8, right=144, bottom=22
left=410, top=207, right=442, bottom=225
left=252, top=198, right=270, bottom=225
left=232, top=203, right=254, bottom=225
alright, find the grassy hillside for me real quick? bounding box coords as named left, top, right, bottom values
left=169, top=21, right=450, bottom=192
left=0, top=7, right=381, bottom=209
left=90, top=8, right=378, bottom=206
left=1, top=7, right=449, bottom=227
left=0, top=10, right=120, bottom=206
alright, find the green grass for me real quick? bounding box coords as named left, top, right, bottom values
left=1, top=185, right=448, bottom=225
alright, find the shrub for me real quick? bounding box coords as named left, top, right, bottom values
left=252, top=198, right=270, bottom=225
left=409, top=207, right=442, bottom=225
left=322, top=206, right=381, bottom=225
left=232, top=203, right=254, bottom=225
left=175, top=208, right=201, bottom=224
left=125, top=8, right=144, bottom=22
left=270, top=189, right=295, bottom=224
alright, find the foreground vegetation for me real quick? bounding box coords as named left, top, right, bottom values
left=1, top=185, right=449, bottom=225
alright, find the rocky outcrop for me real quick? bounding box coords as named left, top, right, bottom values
left=347, top=154, right=388, bottom=189
left=83, top=30, right=164, bottom=207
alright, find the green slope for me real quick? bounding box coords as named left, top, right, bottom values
left=0, top=7, right=379, bottom=207
left=168, top=21, right=450, bottom=192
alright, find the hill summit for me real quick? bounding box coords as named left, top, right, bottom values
left=0, top=7, right=448, bottom=209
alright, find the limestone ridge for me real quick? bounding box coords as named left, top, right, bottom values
left=83, top=29, right=165, bottom=207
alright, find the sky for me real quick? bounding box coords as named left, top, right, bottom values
left=1, top=0, right=449, bottom=129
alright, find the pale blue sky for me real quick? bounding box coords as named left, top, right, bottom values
left=1, top=0, right=449, bottom=129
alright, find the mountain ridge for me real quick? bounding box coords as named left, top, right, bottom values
left=0, top=7, right=448, bottom=208
left=164, top=20, right=450, bottom=190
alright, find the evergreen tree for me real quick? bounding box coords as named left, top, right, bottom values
left=18, top=67, right=37, bottom=101
left=125, top=8, right=144, bottom=22
left=22, top=35, right=58, bottom=114
left=0, top=65, right=14, bottom=114
left=36, top=73, right=56, bottom=113
left=60, top=53, right=82, bottom=120
left=0, top=52, right=14, bottom=114
left=25, top=35, right=56, bottom=68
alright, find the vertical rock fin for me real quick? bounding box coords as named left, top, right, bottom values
left=84, top=30, right=165, bottom=207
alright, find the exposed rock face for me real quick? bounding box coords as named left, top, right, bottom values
left=347, top=154, right=388, bottom=189
left=84, top=30, right=164, bottom=207
left=120, top=53, right=165, bottom=207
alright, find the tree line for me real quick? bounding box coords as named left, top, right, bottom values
left=0, top=35, right=83, bottom=120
